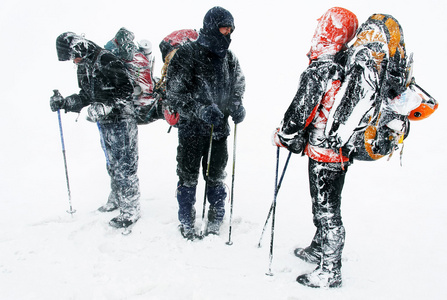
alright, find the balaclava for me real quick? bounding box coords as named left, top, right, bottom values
left=197, top=6, right=234, bottom=58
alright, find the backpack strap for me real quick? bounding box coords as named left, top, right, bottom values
left=155, top=48, right=179, bottom=92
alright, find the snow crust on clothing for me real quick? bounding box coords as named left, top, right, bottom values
left=0, top=0, right=445, bottom=299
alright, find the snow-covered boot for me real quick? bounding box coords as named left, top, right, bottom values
left=98, top=202, right=119, bottom=212
left=206, top=207, right=223, bottom=235
left=294, top=229, right=322, bottom=264
left=296, top=264, right=342, bottom=288
left=177, top=184, right=197, bottom=239
left=98, top=189, right=119, bottom=212
left=109, top=212, right=140, bottom=228
left=297, top=226, right=345, bottom=288
left=294, top=247, right=321, bottom=264
left=107, top=184, right=141, bottom=228
left=206, top=184, right=226, bottom=235
left=179, top=224, right=196, bottom=241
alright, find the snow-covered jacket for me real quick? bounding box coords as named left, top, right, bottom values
left=75, top=44, right=135, bottom=121
left=279, top=53, right=350, bottom=163
left=276, top=7, right=359, bottom=163
left=166, top=41, right=245, bottom=139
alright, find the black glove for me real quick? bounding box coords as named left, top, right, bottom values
left=199, top=104, right=224, bottom=126
left=64, top=94, right=84, bottom=113
left=50, top=90, right=65, bottom=112
left=230, top=105, right=246, bottom=124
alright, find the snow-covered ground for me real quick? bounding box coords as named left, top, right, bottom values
left=1, top=0, right=446, bottom=299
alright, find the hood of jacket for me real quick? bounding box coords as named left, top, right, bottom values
left=197, top=6, right=234, bottom=58
left=56, top=32, right=100, bottom=62
left=308, top=7, right=358, bottom=61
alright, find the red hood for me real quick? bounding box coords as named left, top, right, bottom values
left=308, top=7, right=358, bottom=60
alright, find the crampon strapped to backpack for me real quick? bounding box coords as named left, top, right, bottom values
left=324, top=14, right=438, bottom=162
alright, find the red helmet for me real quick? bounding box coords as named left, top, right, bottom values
left=308, top=7, right=359, bottom=60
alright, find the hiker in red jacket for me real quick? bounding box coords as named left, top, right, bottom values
left=273, top=7, right=359, bottom=288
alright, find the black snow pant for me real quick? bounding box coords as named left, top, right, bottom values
left=308, top=158, right=348, bottom=272
left=99, top=119, right=140, bottom=218
left=176, top=135, right=228, bottom=227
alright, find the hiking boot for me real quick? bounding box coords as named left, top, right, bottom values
left=296, top=266, right=342, bottom=288
left=176, top=184, right=197, bottom=231
left=205, top=220, right=222, bottom=236
left=179, top=224, right=196, bottom=241
left=98, top=202, right=119, bottom=212
left=205, top=202, right=224, bottom=236
left=294, top=247, right=321, bottom=264
left=109, top=213, right=139, bottom=228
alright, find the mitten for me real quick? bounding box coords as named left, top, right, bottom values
left=199, top=104, right=224, bottom=126
left=64, top=94, right=84, bottom=113
left=230, top=105, right=246, bottom=124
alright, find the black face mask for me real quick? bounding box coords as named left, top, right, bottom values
left=197, top=29, right=231, bottom=58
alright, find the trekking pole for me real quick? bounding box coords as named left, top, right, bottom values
left=265, top=146, right=280, bottom=276
left=258, top=149, right=292, bottom=248
left=265, top=150, right=292, bottom=275
left=258, top=146, right=279, bottom=247
left=56, top=106, right=76, bottom=215
left=199, top=125, right=214, bottom=237
left=226, top=124, right=238, bottom=245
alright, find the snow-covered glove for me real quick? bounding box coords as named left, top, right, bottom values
left=198, top=104, right=224, bottom=126
left=63, top=94, right=84, bottom=113
left=230, top=105, right=246, bottom=124
left=87, top=102, right=113, bottom=122
left=272, top=128, right=287, bottom=148
left=327, top=134, right=344, bottom=150
left=50, top=90, right=65, bottom=112
left=272, top=128, right=306, bottom=154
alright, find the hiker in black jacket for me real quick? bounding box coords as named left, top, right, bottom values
left=166, top=6, right=246, bottom=240
left=51, top=32, right=141, bottom=229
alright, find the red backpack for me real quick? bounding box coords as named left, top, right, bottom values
left=159, top=29, right=199, bottom=61
left=156, top=29, right=199, bottom=126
